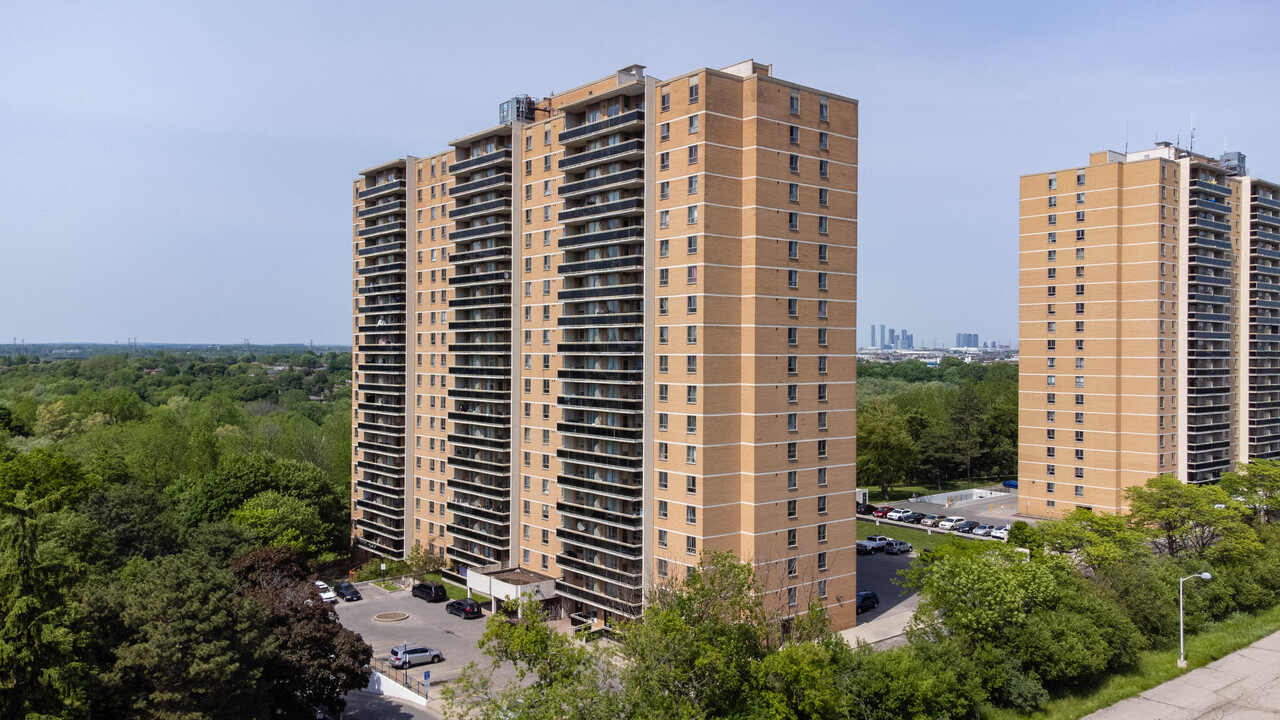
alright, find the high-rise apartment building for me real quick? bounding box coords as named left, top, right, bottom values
left=351, top=61, right=859, bottom=628
left=1018, top=143, right=1280, bottom=517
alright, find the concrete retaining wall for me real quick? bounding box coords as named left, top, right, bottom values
left=364, top=671, right=427, bottom=707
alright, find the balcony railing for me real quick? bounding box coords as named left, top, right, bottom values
left=451, top=149, right=512, bottom=174
left=559, top=140, right=644, bottom=171
left=357, top=179, right=405, bottom=199
left=559, top=109, right=645, bottom=145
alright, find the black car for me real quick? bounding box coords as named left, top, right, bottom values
left=336, top=581, right=362, bottom=602
left=856, top=502, right=875, bottom=516
left=446, top=598, right=484, bottom=619
left=855, top=591, right=880, bottom=613
left=412, top=581, right=448, bottom=602
left=902, top=512, right=926, bottom=524
left=954, top=520, right=980, bottom=534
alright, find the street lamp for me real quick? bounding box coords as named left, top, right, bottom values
left=1179, top=572, right=1213, bottom=668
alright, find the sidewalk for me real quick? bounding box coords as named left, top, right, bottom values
left=1084, top=629, right=1280, bottom=719
left=839, top=604, right=914, bottom=649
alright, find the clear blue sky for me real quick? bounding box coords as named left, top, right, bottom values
left=2, top=1, right=1277, bottom=346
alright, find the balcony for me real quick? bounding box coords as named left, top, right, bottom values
left=559, top=168, right=644, bottom=199
left=556, top=527, right=642, bottom=559
left=447, top=432, right=508, bottom=452
left=446, top=524, right=509, bottom=550
left=357, top=402, right=406, bottom=415
left=556, top=473, right=643, bottom=499
left=557, top=421, right=643, bottom=441
left=559, top=109, right=645, bottom=146
left=1256, top=195, right=1280, bottom=212
left=358, top=262, right=406, bottom=276
left=451, top=244, right=512, bottom=265
left=1191, top=179, right=1231, bottom=197
left=449, top=173, right=511, bottom=199
left=358, top=178, right=405, bottom=200
left=449, top=269, right=513, bottom=287
left=1254, top=213, right=1280, bottom=229
left=555, top=554, right=643, bottom=589
left=451, top=148, right=512, bottom=175
left=557, top=254, right=644, bottom=276
left=558, top=394, right=643, bottom=412
left=553, top=580, right=642, bottom=619
left=1189, top=198, right=1230, bottom=215
left=1190, top=216, right=1232, bottom=233
left=358, top=221, right=406, bottom=238
left=557, top=368, right=643, bottom=382
left=358, top=200, right=405, bottom=219
left=556, top=341, right=643, bottom=355
left=447, top=500, right=508, bottom=524
left=558, top=312, right=644, bottom=327
left=450, top=222, right=512, bottom=241
left=358, top=302, right=407, bottom=314
left=559, top=140, right=644, bottom=171
left=449, top=365, right=510, bottom=378
left=357, top=283, right=405, bottom=295
left=357, top=240, right=406, bottom=257
left=558, top=197, right=644, bottom=223
left=449, top=197, right=512, bottom=221
left=559, top=226, right=644, bottom=250
left=449, top=292, right=512, bottom=310
left=556, top=448, right=643, bottom=471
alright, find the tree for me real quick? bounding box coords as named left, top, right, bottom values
left=0, top=492, right=87, bottom=719
left=87, top=551, right=276, bottom=719
left=230, top=491, right=327, bottom=557
left=0, top=448, right=96, bottom=508
left=857, top=399, right=918, bottom=500
left=1221, top=459, right=1280, bottom=524
left=407, top=542, right=450, bottom=579
left=1125, top=474, right=1256, bottom=560
left=949, top=383, right=984, bottom=482
left=1038, top=508, right=1148, bottom=572
left=232, top=548, right=371, bottom=718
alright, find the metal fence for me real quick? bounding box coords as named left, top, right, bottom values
left=370, top=656, right=429, bottom=697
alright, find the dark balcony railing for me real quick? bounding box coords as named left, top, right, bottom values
left=451, top=149, right=512, bottom=174
left=358, top=262, right=406, bottom=276
left=558, top=255, right=644, bottom=276
left=357, top=179, right=405, bottom=199
left=558, top=197, right=644, bottom=223
left=558, top=313, right=644, bottom=327
left=557, top=421, right=643, bottom=441
left=557, top=283, right=644, bottom=301
left=450, top=222, right=513, bottom=241
left=559, top=140, right=644, bottom=171
left=559, top=109, right=645, bottom=145
left=1191, top=179, right=1231, bottom=197
left=449, top=173, right=512, bottom=197
left=557, top=341, right=643, bottom=355
left=357, top=240, right=406, bottom=257
left=449, top=270, right=513, bottom=287
left=449, top=293, right=512, bottom=309
left=556, top=448, right=643, bottom=470
left=556, top=473, right=643, bottom=499
left=553, top=580, right=642, bottom=618
left=556, top=527, right=643, bottom=558
left=559, top=226, right=645, bottom=249
left=451, top=244, right=512, bottom=265
left=450, top=197, right=512, bottom=220
left=358, top=221, right=406, bottom=238
left=559, top=168, right=645, bottom=198
left=1255, top=195, right=1280, bottom=212
left=357, top=200, right=405, bottom=218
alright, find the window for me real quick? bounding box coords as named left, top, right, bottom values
left=686, top=536, right=697, bottom=555
left=688, top=78, right=700, bottom=103
left=686, top=385, right=698, bottom=404
left=819, top=95, right=828, bottom=121
left=787, top=442, right=798, bottom=461
left=818, top=217, right=828, bottom=234
left=818, top=356, right=827, bottom=373
left=788, top=384, right=798, bottom=402
left=658, top=412, right=669, bottom=431
left=788, top=413, right=798, bottom=432
left=818, top=244, right=828, bottom=262
left=788, top=299, right=798, bottom=317
left=787, top=499, right=798, bottom=518
left=660, top=152, right=670, bottom=170
left=659, top=326, right=669, bottom=344
left=1075, top=484, right=1084, bottom=496
left=790, top=88, right=800, bottom=115
left=686, top=506, right=697, bottom=524
left=818, top=188, right=828, bottom=207
left=1047, top=481, right=1056, bottom=493
left=686, top=475, right=697, bottom=494
left=688, top=235, right=699, bottom=253
left=1076, top=284, right=1084, bottom=296
left=656, top=558, right=668, bottom=578
left=788, top=212, right=799, bottom=231
left=687, top=415, right=697, bottom=433
left=1076, top=192, right=1085, bottom=205
left=818, top=300, right=828, bottom=318
left=1076, top=210, right=1085, bottom=223
left=659, top=181, right=670, bottom=200
left=789, top=183, right=799, bottom=202
left=1076, top=229, right=1085, bottom=242
left=660, top=122, right=670, bottom=141
left=819, top=132, right=828, bottom=150
left=658, top=471, right=669, bottom=490
left=1048, top=213, right=1057, bottom=226
left=659, top=268, right=669, bottom=286
left=658, top=384, right=668, bottom=401
left=1076, top=170, right=1086, bottom=186
left=789, top=154, right=799, bottom=173
left=818, top=328, right=828, bottom=345
left=817, top=522, right=827, bottom=543
left=787, top=328, right=798, bottom=345
left=688, top=176, right=698, bottom=194
left=818, top=383, right=828, bottom=401
left=687, top=206, right=698, bottom=225
left=686, top=446, right=697, bottom=464
left=658, top=500, right=668, bottom=518
left=525, top=159, right=532, bottom=175
left=544, top=156, right=551, bottom=172
left=660, top=92, right=671, bottom=111
left=1049, top=196, right=1057, bottom=208
left=688, top=115, right=699, bottom=133
left=818, top=411, right=827, bottom=430
left=1075, top=412, right=1084, bottom=424
left=789, top=270, right=799, bottom=287
left=1048, top=231, right=1057, bottom=243
left=819, top=160, right=829, bottom=178
left=658, top=529, right=668, bottom=548
left=788, top=356, right=797, bottom=374
left=659, top=298, right=669, bottom=316
left=789, top=125, right=800, bottom=144
left=659, top=210, right=670, bottom=229
left=687, top=326, right=697, bottom=343
left=817, top=495, right=827, bottom=514
left=659, top=238, right=669, bottom=257
left=788, top=241, right=799, bottom=260
left=688, top=145, right=699, bottom=165
left=787, top=558, right=797, bottom=577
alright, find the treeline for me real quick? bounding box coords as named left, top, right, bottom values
left=443, top=467, right=1280, bottom=719
left=0, top=352, right=370, bottom=719
left=858, top=358, right=1017, bottom=499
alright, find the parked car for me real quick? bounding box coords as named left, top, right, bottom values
left=919, top=514, right=942, bottom=527
left=389, top=644, right=443, bottom=669
left=902, top=511, right=926, bottom=524
left=314, top=581, right=338, bottom=604
left=855, top=590, right=880, bottom=613
left=990, top=525, right=1011, bottom=541
left=335, top=581, right=362, bottom=601
left=884, top=539, right=913, bottom=555
left=446, top=598, right=484, bottom=619
left=412, top=581, right=448, bottom=602
left=1002, top=479, right=1019, bottom=489
left=856, top=502, right=876, bottom=516
left=871, top=506, right=894, bottom=518
left=937, top=516, right=965, bottom=530
left=972, top=524, right=995, bottom=537
left=885, top=508, right=913, bottom=521
left=856, top=535, right=892, bottom=554
left=954, top=521, right=980, bottom=534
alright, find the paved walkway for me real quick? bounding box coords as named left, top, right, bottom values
left=1085, top=629, right=1280, bottom=719
left=839, top=603, right=914, bottom=649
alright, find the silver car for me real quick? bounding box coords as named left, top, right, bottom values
left=389, top=644, right=444, bottom=669
left=972, top=524, right=995, bottom=537
left=884, top=539, right=913, bottom=555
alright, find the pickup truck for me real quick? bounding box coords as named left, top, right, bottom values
left=856, top=535, right=892, bottom=554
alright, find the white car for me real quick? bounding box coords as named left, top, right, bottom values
left=937, top=516, right=966, bottom=530
left=990, top=525, right=1011, bottom=541
left=314, top=581, right=339, bottom=603
left=885, top=508, right=913, bottom=522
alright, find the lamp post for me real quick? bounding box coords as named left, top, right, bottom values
left=1179, top=572, right=1212, bottom=668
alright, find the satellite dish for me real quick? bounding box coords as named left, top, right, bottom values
left=577, top=522, right=586, bottom=532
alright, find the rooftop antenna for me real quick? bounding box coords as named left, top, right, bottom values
left=1188, top=114, right=1195, bottom=154
left=1124, top=120, right=1129, bottom=154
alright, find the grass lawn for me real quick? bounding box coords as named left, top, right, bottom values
left=374, top=579, right=400, bottom=592
left=979, top=602, right=1280, bottom=720
left=857, top=522, right=969, bottom=551
left=419, top=572, right=490, bottom=604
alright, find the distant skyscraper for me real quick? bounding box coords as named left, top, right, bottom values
left=1019, top=143, right=1280, bottom=518
left=955, top=332, right=978, bottom=348
left=870, top=325, right=877, bottom=348
left=879, top=324, right=886, bottom=348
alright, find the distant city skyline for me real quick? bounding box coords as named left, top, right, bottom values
left=3, top=2, right=1278, bottom=343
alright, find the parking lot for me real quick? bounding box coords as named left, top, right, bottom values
left=854, top=544, right=918, bottom=621
left=334, top=581, right=514, bottom=686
